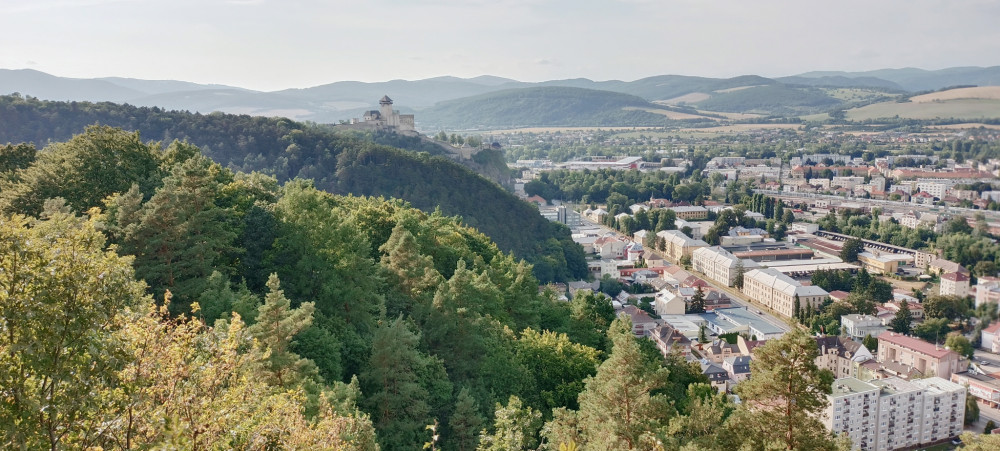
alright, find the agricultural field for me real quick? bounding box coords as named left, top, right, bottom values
left=821, top=87, right=900, bottom=102
left=910, top=86, right=1000, bottom=102
left=625, top=106, right=718, bottom=120
left=846, top=98, right=1000, bottom=121
left=658, top=93, right=711, bottom=104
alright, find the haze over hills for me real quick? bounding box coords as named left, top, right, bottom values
left=2, top=66, right=999, bottom=128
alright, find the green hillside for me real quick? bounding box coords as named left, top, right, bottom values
left=695, top=84, right=842, bottom=115
left=0, top=95, right=586, bottom=282
left=417, top=86, right=669, bottom=129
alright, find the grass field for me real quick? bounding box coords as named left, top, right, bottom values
left=911, top=86, right=1000, bottom=102
left=714, top=85, right=761, bottom=93
left=625, top=106, right=719, bottom=121
left=678, top=123, right=803, bottom=133
left=658, top=93, right=711, bottom=104
left=846, top=98, right=1000, bottom=121
left=484, top=126, right=660, bottom=134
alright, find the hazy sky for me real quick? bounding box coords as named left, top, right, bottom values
left=2, top=0, right=998, bottom=91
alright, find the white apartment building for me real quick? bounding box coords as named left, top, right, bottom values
left=692, top=246, right=760, bottom=287
left=832, top=176, right=865, bottom=189
left=915, top=182, right=948, bottom=199
left=741, top=267, right=829, bottom=319
left=976, top=276, right=1000, bottom=308
left=841, top=314, right=888, bottom=341
left=939, top=272, right=969, bottom=298
left=657, top=230, right=709, bottom=264
left=826, top=377, right=965, bottom=451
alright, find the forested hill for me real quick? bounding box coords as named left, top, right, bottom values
left=417, top=86, right=671, bottom=129
left=0, top=95, right=586, bottom=282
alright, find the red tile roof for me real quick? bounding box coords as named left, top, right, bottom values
left=879, top=332, right=956, bottom=359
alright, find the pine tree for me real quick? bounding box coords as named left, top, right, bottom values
left=733, top=259, right=746, bottom=289
left=574, top=317, right=672, bottom=449
left=449, top=387, right=485, bottom=451
left=360, top=316, right=433, bottom=450
left=890, top=300, right=912, bottom=334
left=687, top=286, right=706, bottom=314
left=732, top=329, right=835, bottom=450
left=248, top=273, right=318, bottom=388
left=793, top=294, right=802, bottom=321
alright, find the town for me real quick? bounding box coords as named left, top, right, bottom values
left=522, top=144, right=1000, bottom=450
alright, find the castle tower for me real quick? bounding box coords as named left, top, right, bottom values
left=379, top=95, right=396, bottom=127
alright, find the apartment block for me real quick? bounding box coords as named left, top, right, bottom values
left=741, top=267, right=829, bottom=318
left=691, top=246, right=760, bottom=287
left=877, top=333, right=968, bottom=379
left=826, top=377, right=965, bottom=451
left=656, top=230, right=709, bottom=264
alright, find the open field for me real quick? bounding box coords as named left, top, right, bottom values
left=678, top=123, right=803, bottom=133
left=483, top=126, right=659, bottom=134
left=658, top=93, right=711, bottom=104
left=714, top=85, right=761, bottom=93
left=625, top=106, right=719, bottom=121
left=846, top=98, right=1000, bottom=121
left=911, top=86, right=1000, bottom=102
left=701, top=110, right=764, bottom=120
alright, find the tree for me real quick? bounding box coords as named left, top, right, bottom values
left=966, top=393, right=980, bottom=425
left=573, top=317, right=672, bottom=449
left=360, top=316, right=434, bottom=450
left=793, top=294, right=802, bottom=321
left=945, top=332, right=975, bottom=359
left=985, top=420, right=997, bottom=434
left=890, top=300, right=912, bottom=334
left=515, top=328, right=600, bottom=413
left=733, top=259, right=746, bottom=290
left=449, top=387, right=485, bottom=451
left=248, top=273, right=318, bottom=388
left=477, top=396, right=542, bottom=451
left=975, top=260, right=999, bottom=278
left=862, top=334, right=878, bottom=352
left=0, top=205, right=148, bottom=449
left=687, top=286, right=706, bottom=314
left=913, top=317, right=951, bottom=344
left=732, top=328, right=836, bottom=450
left=839, top=237, right=864, bottom=263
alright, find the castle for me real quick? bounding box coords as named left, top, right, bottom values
left=342, top=95, right=416, bottom=134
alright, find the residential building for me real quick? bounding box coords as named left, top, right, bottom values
left=825, top=378, right=880, bottom=450
left=877, top=333, right=968, bottom=379
left=815, top=336, right=875, bottom=380
left=790, top=222, right=819, bottom=234
left=952, top=371, right=1000, bottom=408
left=841, top=314, right=889, bottom=341
left=722, top=355, right=751, bottom=384
left=691, top=246, right=760, bottom=287
left=593, top=235, right=627, bottom=259
left=649, top=324, right=692, bottom=359
left=668, top=206, right=709, bottom=220
left=741, top=268, right=829, bottom=319
left=939, top=272, right=969, bottom=298
left=975, top=276, right=1000, bottom=308
left=909, top=377, right=966, bottom=444
left=701, top=362, right=730, bottom=393
left=981, top=322, right=1000, bottom=353
left=653, top=289, right=686, bottom=316
left=619, top=305, right=659, bottom=338
left=657, top=230, right=709, bottom=264
left=858, top=252, right=899, bottom=275
left=823, top=377, right=966, bottom=451
left=928, top=258, right=968, bottom=277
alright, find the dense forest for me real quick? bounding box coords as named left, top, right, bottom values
left=1, top=127, right=854, bottom=450
left=0, top=94, right=584, bottom=283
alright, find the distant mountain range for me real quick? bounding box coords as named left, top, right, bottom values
left=2, top=66, right=999, bottom=128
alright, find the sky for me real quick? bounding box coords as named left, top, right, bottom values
left=2, top=0, right=999, bottom=92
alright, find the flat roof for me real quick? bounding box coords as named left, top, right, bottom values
left=770, top=263, right=860, bottom=274
left=871, top=377, right=920, bottom=396
left=713, top=307, right=785, bottom=335
left=832, top=377, right=879, bottom=396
